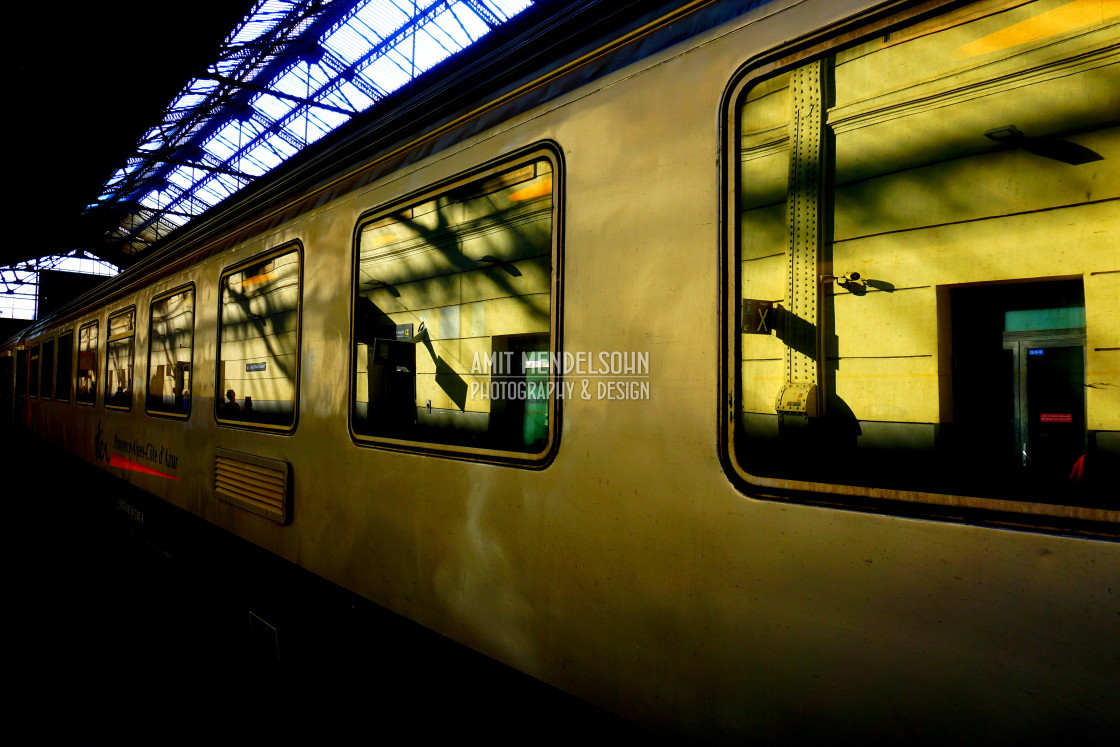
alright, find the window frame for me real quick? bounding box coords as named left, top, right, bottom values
left=76, top=320, right=99, bottom=407
left=146, top=284, right=196, bottom=420
left=719, top=0, right=1120, bottom=536
left=347, top=143, right=564, bottom=467
left=105, top=307, right=137, bottom=412
left=29, top=342, right=40, bottom=399
left=39, top=335, right=55, bottom=401
left=215, top=242, right=304, bottom=433
left=56, top=329, right=74, bottom=403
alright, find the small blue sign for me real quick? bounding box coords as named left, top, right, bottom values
left=1028, top=349, right=1045, bottom=356
left=246, top=362, right=267, bottom=372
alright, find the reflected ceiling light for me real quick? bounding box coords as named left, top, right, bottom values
left=984, top=125, right=1024, bottom=142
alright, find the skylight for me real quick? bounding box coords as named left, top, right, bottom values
left=91, top=0, right=534, bottom=255
left=1, top=252, right=119, bottom=321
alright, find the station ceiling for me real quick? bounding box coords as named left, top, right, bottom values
left=2, top=1, right=259, bottom=270
left=1, top=0, right=534, bottom=272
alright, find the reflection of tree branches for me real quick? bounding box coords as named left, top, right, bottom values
left=222, top=275, right=296, bottom=384
left=366, top=193, right=551, bottom=324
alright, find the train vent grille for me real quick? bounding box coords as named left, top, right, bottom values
left=214, top=448, right=290, bottom=524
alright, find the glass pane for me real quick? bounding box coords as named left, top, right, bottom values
left=147, top=289, right=194, bottom=415
left=734, top=0, right=1119, bottom=509
left=106, top=310, right=135, bottom=409
left=77, top=323, right=98, bottom=405
left=56, top=331, right=73, bottom=402
left=353, top=159, right=555, bottom=454
left=218, top=249, right=300, bottom=427
left=1025, top=345, right=1086, bottom=478
left=40, top=339, right=55, bottom=400
left=29, top=345, right=39, bottom=398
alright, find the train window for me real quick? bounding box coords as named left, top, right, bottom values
left=40, top=337, right=55, bottom=400
left=147, top=287, right=194, bottom=417
left=29, top=343, right=40, bottom=398
left=1, top=353, right=12, bottom=423
left=56, top=330, right=73, bottom=402
left=77, top=322, right=98, bottom=406
left=106, top=309, right=135, bottom=410
left=217, top=246, right=301, bottom=429
left=351, top=153, right=559, bottom=461
left=15, top=348, right=27, bottom=401
left=726, top=0, right=1119, bottom=528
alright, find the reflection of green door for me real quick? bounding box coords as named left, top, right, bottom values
left=1005, top=338, right=1086, bottom=475
left=497, top=333, right=550, bottom=450
left=522, top=349, right=549, bottom=447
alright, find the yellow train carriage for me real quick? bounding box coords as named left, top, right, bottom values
left=2, top=1, right=1118, bottom=743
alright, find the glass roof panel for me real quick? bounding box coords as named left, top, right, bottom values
left=357, top=52, right=411, bottom=95
left=322, top=22, right=375, bottom=63
left=94, top=0, right=535, bottom=254
left=229, top=0, right=294, bottom=44
left=356, top=2, right=413, bottom=40
left=320, top=80, right=375, bottom=112
left=254, top=91, right=299, bottom=120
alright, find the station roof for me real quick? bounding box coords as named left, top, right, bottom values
left=1, top=0, right=534, bottom=271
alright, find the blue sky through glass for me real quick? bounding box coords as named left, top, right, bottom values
left=93, top=0, right=533, bottom=251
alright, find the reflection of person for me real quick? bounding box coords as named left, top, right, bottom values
left=220, top=388, right=241, bottom=417
left=243, top=396, right=254, bottom=418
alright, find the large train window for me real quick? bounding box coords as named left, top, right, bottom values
left=147, top=286, right=194, bottom=418
left=106, top=308, right=135, bottom=410
left=29, top=343, right=40, bottom=398
left=351, top=150, right=560, bottom=462
left=56, top=330, right=73, bottom=402
left=725, top=0, right=1119, bottom=530
left=217, top=245, right=301, bottom=430
left=39, top=336, right=55, bottom=400
left=77, top=322, right=97, bottom=406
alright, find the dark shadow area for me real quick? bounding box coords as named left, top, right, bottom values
left=2, top=433, right=667, bottom=745
left=772, top=305, right=816, bottom=360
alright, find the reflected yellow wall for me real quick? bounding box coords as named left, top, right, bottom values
left=740, top=0, right=1120, bottom=428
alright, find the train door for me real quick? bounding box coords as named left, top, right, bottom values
left=1005, top=336, right=1086, bottom=478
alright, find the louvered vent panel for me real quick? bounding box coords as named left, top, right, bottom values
left=214, top=448, right=290, bottom=524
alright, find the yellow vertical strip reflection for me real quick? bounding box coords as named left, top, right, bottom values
left=954, top=0, right=1120, bottom=58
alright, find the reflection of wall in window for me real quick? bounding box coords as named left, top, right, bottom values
left=106, top=309, right=135, bottom=410
left=354, top=159, right=554, bottom=453
left=56, top=330, right=73, bottom=402
left=77, top=322, right=97, bottom=405
left=219, top=250, right=300, bottom=426
left=39, top=338, right=55, bottom=400
left=29, top=343, right=40, bottom=398
left=736, top=0, right=1119, bottom=503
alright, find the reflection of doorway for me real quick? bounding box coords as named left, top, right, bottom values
left=951, top=280, right=1086, bottom=486
left=490, top=333, right=549, bottom=450
left=1004, top=336, right=1085, bottom=475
